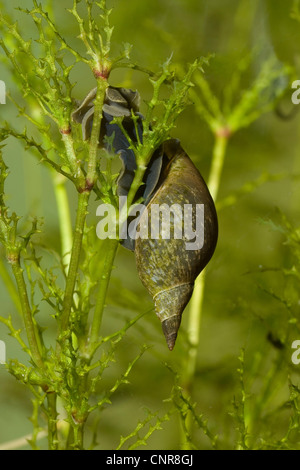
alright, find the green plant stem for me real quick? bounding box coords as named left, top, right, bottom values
left=207, top=134, right=229, bottom=202
left=126, top=163, right=148, bottom=207
left=89, top=238, right=119, bottom=354
left=61, top=132, right=82, bottom=179
left=181, top=132, right=229, bottom=448
left=185, top=134, right=228, bottom=385
left=86, top=78, right=108, bottom=186
left=47, top=392, right=58, bottom=450
left=10, top=260, right=44, bottom=369
left=183, top=273, right=206, bottom=394
left=73, top=422, right=84, bottom=450
left=60, top=190, right=89, bottom=333
left=0, top=257, right=22, bottom=315
left=118, top=153, right=154, bottom=236
left=52, top=172, right=73, bottom=273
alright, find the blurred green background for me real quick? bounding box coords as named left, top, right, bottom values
left=1, top=0, right=300, bottom=450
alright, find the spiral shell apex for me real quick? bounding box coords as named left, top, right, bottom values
left=135, top=139, right=218, bottom=350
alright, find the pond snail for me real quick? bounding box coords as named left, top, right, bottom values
left=72, top=86, right=218, bottom=350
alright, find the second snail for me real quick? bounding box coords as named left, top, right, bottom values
left=73, top=86, right=218, bottom=351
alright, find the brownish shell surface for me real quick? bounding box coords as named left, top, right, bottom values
left=135, top=139, right=218, bottom=350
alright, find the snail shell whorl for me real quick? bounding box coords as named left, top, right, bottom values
left=154, top=283, right=194, bottom=350
left=135, top=139, right=218, bottom=350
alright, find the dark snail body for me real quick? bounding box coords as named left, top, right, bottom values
left=135, top=139, right=218, bottom=350
left=73, top=87, right=218, bottom=350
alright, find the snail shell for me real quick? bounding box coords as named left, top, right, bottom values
left=135, top=139, right=218, bottom=350
left=72, top=86, right=218, bottom=350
